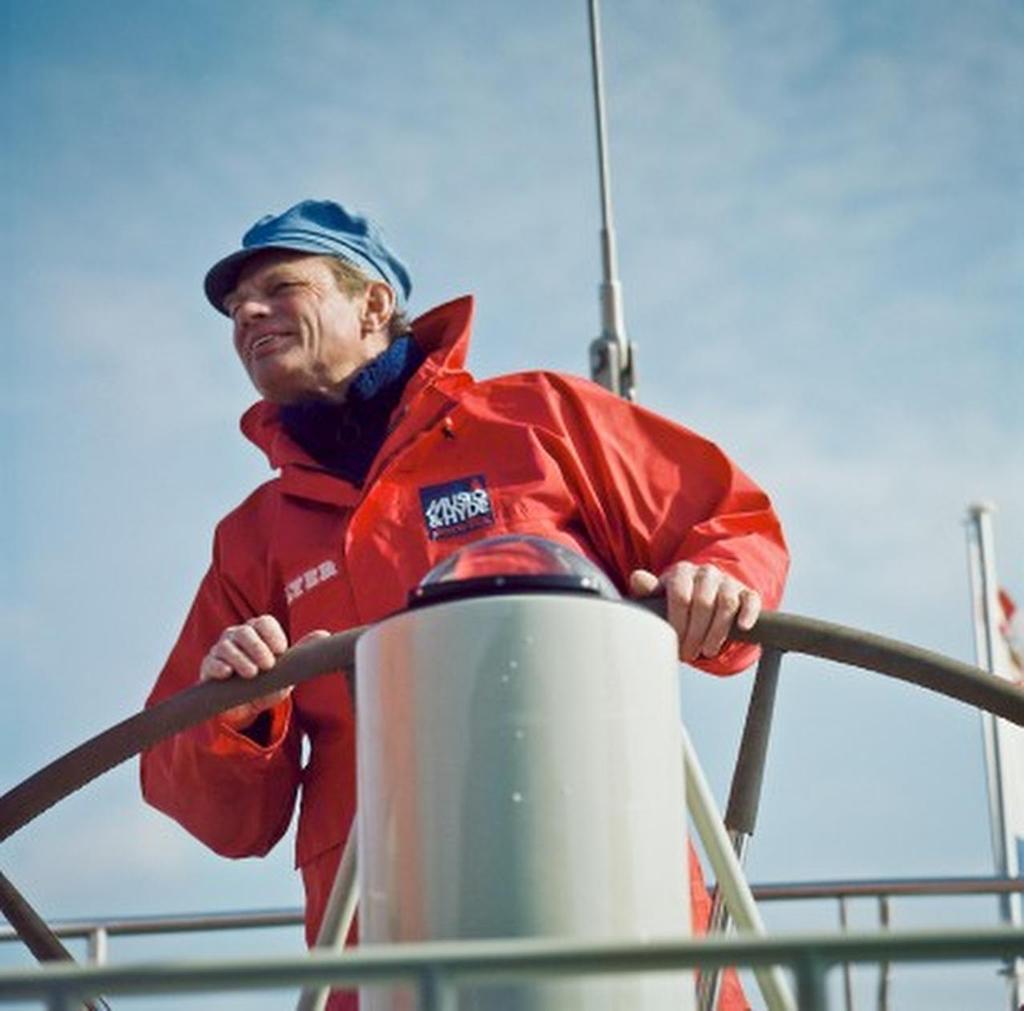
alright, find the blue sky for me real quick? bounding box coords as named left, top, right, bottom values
left=2, top=2, right=1022, bottom=1008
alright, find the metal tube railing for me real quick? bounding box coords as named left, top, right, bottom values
left=1, top=928, right=1022, bottom=1008
left=2, top=604, right=1023, bottom=996
left=698, top=646, right=784, bottom=1011
left=838, top=896, right=853, bottom=1011
left=753, top=876, right=1024, bottom=901
left=877, top=897, right=891, bottom=1011
left=5, top=608, right=1022, bottom=849
left=4, top=875, right=1023, bottom=1011
left=85, top=929, right=106, bottom=967
left=296, top=823, right=358, bottom=1011
left=4, top=876, right=1021, bottom=949
left=682, top=726, right=795, bottom=1010
left=0, top=908, right=304, bottom=945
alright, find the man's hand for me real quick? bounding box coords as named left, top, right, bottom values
left=628, top=562, right=761, bottom=663
left=200, top=615, right=329, bottom=730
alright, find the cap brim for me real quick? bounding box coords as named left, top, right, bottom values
left=204, top=237, right=347, bottom=315
left=203, top=248, right=261, bottom=315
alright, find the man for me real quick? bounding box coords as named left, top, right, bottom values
left=142, top=199, right=788, bottom=1010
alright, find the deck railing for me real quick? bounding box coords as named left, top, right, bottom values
left=3, top=876, right=1022, bottom=1010
left=0, top=923, right=1022, bottom=1010
left=2, top=607, right=1023, bottom=1009
left=4, top=875, right=1021, bottom=959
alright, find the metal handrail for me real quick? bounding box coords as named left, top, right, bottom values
left=3, top=609, right=1022, bottom=847
left=4, top=875, right=1020, bottom=947
left=0, top=908, right=304, bottom=944
left=753, top=876, right=1024, bottom=901
left=3, top=608, right=1022, bottom=846
left=2, top=606, right=1022, bottom=995
left=0, top=927, right=1022, bottom=1010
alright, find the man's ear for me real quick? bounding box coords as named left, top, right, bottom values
left=361, top=280, right=396, bottom=337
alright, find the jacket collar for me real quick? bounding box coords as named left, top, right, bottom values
left=239, top=295, right=476, bottom=506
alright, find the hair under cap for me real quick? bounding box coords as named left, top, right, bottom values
left=204, top=199, right=412, bottom=314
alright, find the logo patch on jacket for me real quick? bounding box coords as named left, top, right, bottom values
left=285, top=559, right=339, bottom=605
left=419, top=474, right=495, bottom=540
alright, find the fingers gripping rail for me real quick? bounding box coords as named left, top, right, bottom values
left=1, top=609, right=1023, bottom=965
left=3, top=606, right=1024, bottom=844
left=0, top=628, right=361, bottom=845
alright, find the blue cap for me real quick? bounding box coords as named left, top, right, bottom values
left=204, top=200, right=412, bottom=314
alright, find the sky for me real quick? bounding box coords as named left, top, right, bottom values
left=2, top=1, right=1022, bottom=1008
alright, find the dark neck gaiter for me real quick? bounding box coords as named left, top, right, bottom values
left=279, top=334, right=425, bottom=486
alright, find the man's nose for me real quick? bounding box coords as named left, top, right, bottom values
left=232, top=296, right=271, bottom=339
left=234, top=295, right=271, bottom=324
left=232, top=298, right=271, bottom=352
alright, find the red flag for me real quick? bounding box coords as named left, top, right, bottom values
left=999, top=588, right=1024, bottom=684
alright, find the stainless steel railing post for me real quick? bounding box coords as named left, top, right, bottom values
left=697, top=647, right=783, bottom=1011
left=838, top=895, right=853, bottom=1011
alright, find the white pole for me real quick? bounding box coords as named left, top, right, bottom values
left=964, top=502, right=1024, bottom=1011
left=682, top=726, right=796, bottom=1011
left=295, top=825, right=359, bottom=1011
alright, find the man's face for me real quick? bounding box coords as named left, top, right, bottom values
left=224, top=250, right=390, bottom=404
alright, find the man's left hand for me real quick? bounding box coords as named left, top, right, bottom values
left=628, top=562, right=761, bottom=663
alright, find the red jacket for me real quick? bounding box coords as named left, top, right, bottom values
left=142, top=295, right=787, bottom=1010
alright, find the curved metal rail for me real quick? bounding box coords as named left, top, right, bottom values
left=1, top=606, right=1023, bottom=967
left=3, top=606, right=1022, bottom=845
left=731, top=610, right=1024, bottom=720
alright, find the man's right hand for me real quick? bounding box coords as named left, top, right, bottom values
left=199, top=615, right=328, bottom=730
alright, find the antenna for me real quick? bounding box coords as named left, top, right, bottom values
left=586, top=0, right=637, bottom=400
